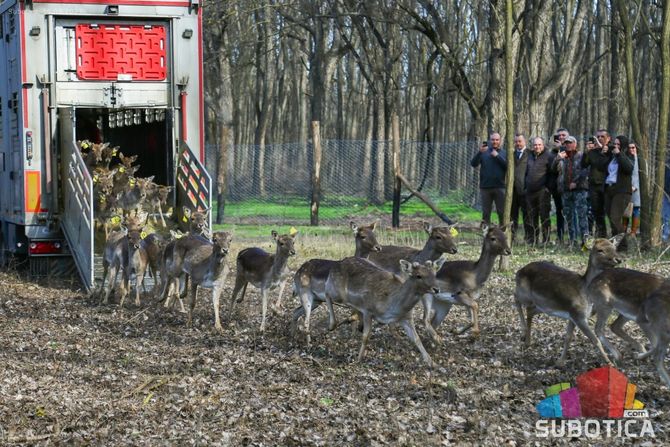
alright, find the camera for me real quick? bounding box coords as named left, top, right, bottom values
left=553, top=134, right=560, bottom=142
left=588, top=136, right=596, bottom=144
left=482, top=141, right=488, bottom=147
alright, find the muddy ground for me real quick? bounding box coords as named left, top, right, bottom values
left=1, top=230, right=669, bottom=446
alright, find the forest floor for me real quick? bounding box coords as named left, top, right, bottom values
left=1, top=226, right=669, bottom=446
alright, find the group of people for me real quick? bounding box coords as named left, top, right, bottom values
left=471, top=129, right=641, bottom=250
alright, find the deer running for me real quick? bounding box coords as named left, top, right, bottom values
left=324, top=257, right=444, bottom=366
left=423, top=224, right=511, bottom=339
left=514, top=237, right=623, bottom=366
left=291, top=221, right=382, bottom=345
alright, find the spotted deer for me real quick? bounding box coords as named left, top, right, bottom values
left=637, top=281, right=670, bottom=387
left=587, top=267, right=665, bottom=364
left=422, top=224, right=511, bottom=340
left=514, top=237, right=623, bottom=366
left=291, top=221, right=381, bottom=345
left=180, top=231, right=232, bottom=331
left=324, top=257, right=444, bottom=366
left=230, top=230, right=297, bottom=332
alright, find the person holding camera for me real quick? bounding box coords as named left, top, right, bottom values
left=471, top=132, right=507, bottom=225
left=524, top=137, right=553, bottom=245
left=552, top=136, right=589, bottom=249
left=605, top=135, right=635, bottom=250
left=549, top=128, right=569, bottom=243
left=581, top=129, right=611, bottom=237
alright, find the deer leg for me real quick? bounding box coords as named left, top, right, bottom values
left=430, top=298, right=454, bottom=330
left=99, top=263, right=110, bottom=302
left=260, top=288, right=269, bottom=332
left=187, top=282, right=198, bottom=327
left=610, top=314, right=646, bottom=354
left=272, top=280, right=288, bottom=315
left=514, top=299, right=527, bottom=342
left=158, top=204, right=167, bottom=228
left=572, top=314, right=614, bottom=365
left=556, top=321, right=576, bottom=367
left=325, top=294, right=337, bottom=332
left=103, top=265, right=117, bottom=305
left=356, top=314, right=373, bottom=363
left=594, top=306, right=622, bottom=364
left=421, top=294, right=440, bottom=343
left=135, top=268, right=146, bottom=307
left=119, top=272, right=130, bottom=308
left=400, top=318, right=434, bottom=368
left=524, top=306, right=537, bottom=347
left=212, top=286, right=224, bottom=333
left=302, top=294, right=313, bottom=347
left=180, top=274, right=190, bottom=299
left=653, top=337, right=670, bottom=387
left=453, top=293, right=479, bottom=336
left=229, top=275, right=246, bottom=312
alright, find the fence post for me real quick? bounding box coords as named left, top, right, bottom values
left=216, top=123, right=230, bottom=224
left=392, top=114, right=401, bottom=228
left=310, top=121, right=322, bottom=226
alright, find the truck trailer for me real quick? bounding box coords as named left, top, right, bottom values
left=0, top=0, right=211, bottom=290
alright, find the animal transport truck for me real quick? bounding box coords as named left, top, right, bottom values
left=0, top=0, right=212, bottom=290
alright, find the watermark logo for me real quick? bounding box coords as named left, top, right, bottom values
left=535, top=365, right=654, bottom=439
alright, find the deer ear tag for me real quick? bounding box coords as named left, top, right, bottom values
left=450, top=227, right=459, bottom=237
left=140, top=231, right=148, bottom=240
left=182, top=216, right=188, bottom=223
left=289, top=226, right=298, bottom=236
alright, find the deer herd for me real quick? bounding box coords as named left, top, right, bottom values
left=87, top=159, right=670, bottom=388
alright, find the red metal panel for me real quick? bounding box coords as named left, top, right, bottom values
left=75, top=25, right=167, bottom=81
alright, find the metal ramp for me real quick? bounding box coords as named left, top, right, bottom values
left=60, top=108, right=95, bottom=292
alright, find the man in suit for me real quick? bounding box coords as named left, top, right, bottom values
left=511, top=133, right=531, bottom=243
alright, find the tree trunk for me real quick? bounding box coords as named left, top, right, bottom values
left=650, top=0, right=670, bottom=247
left=310, top=121, right=322, bottom=226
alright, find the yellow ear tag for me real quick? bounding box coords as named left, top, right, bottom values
left=81, top=142, right=89, bottom=150
left=289, top=226, right=298, bottom=236
left=112, top=149, right=118, bottom=156
left=93, top=174, right=99, bottom=183
left=140, top=231, right=148, bottom=239
left=129, top=178, right=136, bottom=187
left=450, top=227, right=459, bottom=237
left=182, top=216, right=188, bottom=223
left=119, top=166, right=125, bottom=173
left=99, top=196, right=106, bottom=203
left=175, top=232, right=184, bottom=239
left=111, top=216, right=121, bottom=224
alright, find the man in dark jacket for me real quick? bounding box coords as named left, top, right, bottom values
left=605, top=135, right=635, bottom=245
left=525, top=137, right=553, bottom=245
left=581, top=129, right=611, bottom=237
left=553, top=136, right=589, bottom=248
left=471, top=132, right=507, bottom=225
left=548, top=128, right=569, bottom=242
left=511, top=133, right=531, bottom=243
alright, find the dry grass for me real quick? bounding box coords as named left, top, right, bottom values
left=1, top=226, right=669, bottom=445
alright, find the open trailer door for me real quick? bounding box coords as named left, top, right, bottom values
left=59, top=107, right=94, bottom=291
left=176, top=141, right=212, bottom=231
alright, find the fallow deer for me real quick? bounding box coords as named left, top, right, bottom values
left=291, top=221, right=381, bottom=345
left=514, top=237, right=623, bottom=366
left=180, top=231, right=232, bottom=331
left=158, top=207, right=210, bottom=310
left=637, top=281, right=670, bottom=387
left=422, top=224, right=511, bottom=339
left=119, top=229, right=150, bottom=307
left=587, top=267, right=664, bottom=363
left=324, top=257, right=445, bottom=366
left=230, top=230, right=297, bottom=332
left=118, top=176, right=154, bottom=217
left=366, top=222, right=458, bottom=272
left=145, top=183, right=173, bottom=227
left=99, top=215, right=145, bottom=304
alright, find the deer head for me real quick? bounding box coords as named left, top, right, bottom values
left=585, top=238, right=624, bottom=269
left=399, top=258, right=445, bottom=294
left=423, top=222, right=458, bottom=255
left=182, top=206, right=209, bottom=235
left=350, top=221, right=382, bottom=254
left=272, top=230, right=297, bottom=257
left=481, top=224, right=512, bottom=256
left=211, top=231, right=233, bottom=263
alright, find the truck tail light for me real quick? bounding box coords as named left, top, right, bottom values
left=29, top=241, right=63, bottom=255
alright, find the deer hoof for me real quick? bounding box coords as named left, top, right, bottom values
left=471, top=329, right=480, bottom=338
left=215, top=324, right=224, bottom=334
left=271, top=305, right=281, bottom=315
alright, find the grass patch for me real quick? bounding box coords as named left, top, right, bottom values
left=215, top=194, right=481, bottom=223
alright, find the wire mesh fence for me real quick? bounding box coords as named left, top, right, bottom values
left=205, top=140, right=483, bottom=225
